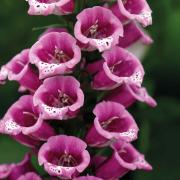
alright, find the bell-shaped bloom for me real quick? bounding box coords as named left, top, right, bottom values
left=118, top=22, right=153, bottom=60
left=18, top=172, right=42, bottom=180
left=105, top=83, right=157, bottom=108
left=74, top=176, right=103, bottom=180
left=30, top=32, right=81, bottom=79
left=0, top=95, right=55, bottom=147
left=96, top=140, right=152, bottom=179
left=38, top=135, right=90, bottom=179
left=0, top=49, right=41, bottom=92
left=86, top=101, right=138, bottom=147
left=111, top=0, right=152, bottom=27
left=91, top=46, right=144, bottom=90
left=33, top=76, right=84, bottom=120
left=0, top=154, right=35, bottom=180
left=74, top=6, right=123, bottom=52
left=118, top=22, right=153, bottom=48
left=27, top=0, right=74, bottom=16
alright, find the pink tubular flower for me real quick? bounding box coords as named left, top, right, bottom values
left=30, top=32, right=81, bottom=79
left=33, top=76, right=84, bottom=120
left=105, top=83, right=157, bottom=108
left=74, top=6, right=123, bottom=52
left=96, top=140, right=152, bottom=179
left=118, top=22, right=153, bottom=60
left=17, top=172, right=42, bottom=180
left=86, top=101, right=138, bottom=147
left=111, top=0, right=152, bottom=27
left=73, top=176, right=103, bottom=180
left=0, top=95, right=55, bottom=147
left=0, top=154, right=35, bottom=180
left=27, top=0, right=74, bottom=16
left=0, top=49, right=41, bottom=92
left=91, top=46, right=144, bottom=90
left=38, top=135, right=90, bottom=179
left=118, top=22, right=153, bottom=48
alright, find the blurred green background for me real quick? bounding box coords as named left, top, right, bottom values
left=0, top=1, right=180, bottom=180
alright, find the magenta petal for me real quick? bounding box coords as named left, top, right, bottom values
left=92, top=69, right=117, bottom=90
left=73, top=176, right=103, bottom=180
left=0, top=49, right=41, bottom=92
left=91, top=46, right=144, bottom=90
left=96, top=140, right=152, bottom=179
left=118, top=22, right=153, bottom=48
left=38, top=135, right=90, bottom=179
left=105, top=84, right=157, bottom=108
left=27, top=0, right=75, bottom=16
left=74, top=6, right=123, bottom=52
left=86, top=101, right=139, bottom=147
left=86, top=60, right=104, bottom=75
left=0, top=164, right=14, bottom=179
left=116, top=0, right=152, bottom=27
left=30, top=32, right=81, bottom=79
left=0, top=95, right=55, bottom=146
left=12, top=133, right=41, bottom=148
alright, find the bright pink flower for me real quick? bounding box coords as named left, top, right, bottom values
left=90, top=46, right=144, bottom=90
left=74, top=6, right=123, bottom=52
left=111, top=0, right=152, bottom=27
left=0, top=95, right=55, bottom=147
left=0, top=154, right=35, bottom=180
left=96, top=140, right=152, bottom=179
left=38, top=135, right=90, bottom=179
left=86, top=101, right=138, bottom=147
left=105, top=83, right=157, bottom=108
left=30, top=32, right=81, bottom=79
left=27, top=0, right=74, bottom=16
left=33, top=76, right=84, bottom=120
left=118, top=22, right=153, bottom=59
left=0, top=49, right=41, bottom=92
left=73, top=176, right=103, bottom=180
left=118, top=22, right=153, bottom=48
